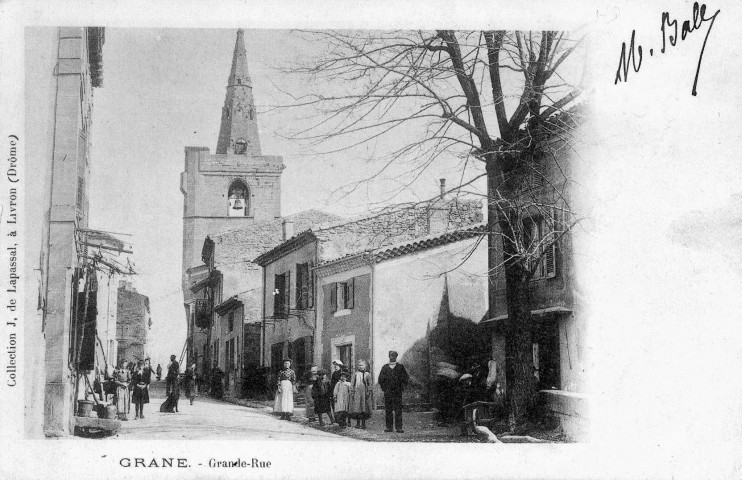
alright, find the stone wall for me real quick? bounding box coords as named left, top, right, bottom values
left=116, top=284, right=150, bottom=365
left=317, top=199, right=483, bottom=262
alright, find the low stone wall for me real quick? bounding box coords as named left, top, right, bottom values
left=540, top=389, right=589, bottom=441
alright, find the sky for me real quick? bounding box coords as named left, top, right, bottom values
left=88, top=28, right=488, bottom=365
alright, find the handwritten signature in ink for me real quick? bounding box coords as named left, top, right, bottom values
left=614, top=2, right=720, bottom=96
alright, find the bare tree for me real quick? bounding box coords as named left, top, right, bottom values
left=281, top=30, right=588, bottom=427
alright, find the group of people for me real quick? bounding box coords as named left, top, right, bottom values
left=273, top=350, right=410, bottom=433
left=160, top=354, right=199, bottom=413
left=110, top=355, right=199, bottom=420
left=112, top=358, right=156, bottom=421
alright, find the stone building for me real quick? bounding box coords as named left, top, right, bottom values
left=254, top=195, right=483, bottom=383
left=181, top=30, right=340, bottom=394
left=25, top=27, right=104, bottom=437
left=116, top=281, right=151, bottom=366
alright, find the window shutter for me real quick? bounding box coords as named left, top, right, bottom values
left=527, top=220, right=538, bottom=275
left=543, top=209, right=557, bottom=278
left=347, top=277, right=355, bottom=309
left=330, top=283, right=337, bottom=313
left=273, top=274, right=281, bottom=318
left=543, top=242, right=556, bottom=278
left=308, top=263, right=315, bottom=308
left=285, top=271, right=291, bottom=317
left=296, top=264, right=302, bottom=308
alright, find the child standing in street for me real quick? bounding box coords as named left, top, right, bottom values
left=304, top=366, right=318, bottom=422
left=333, top=371, right=351, bottom=428
left=312, top=369, right=334, bottom=427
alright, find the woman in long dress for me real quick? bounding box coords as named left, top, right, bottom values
left=349, top=359, right=373, bottom=429
left=185, top=363, right=197, bottom=405
left=114, top=361, right=131, bottom=421
left=273, top=359, right=296, bottom=421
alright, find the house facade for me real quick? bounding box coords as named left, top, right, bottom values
left=25, top=27, right=105, bottom=437
left=313, top=225, right=489, bottom=408
left=255, top=199, right=483, bottom=386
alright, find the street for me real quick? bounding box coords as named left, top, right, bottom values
left=113, top=382, right=346, bottom=441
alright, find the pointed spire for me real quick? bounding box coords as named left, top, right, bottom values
left=216, top=29, right=261, bottom=155
left=228, top=29, right=252, bottom=87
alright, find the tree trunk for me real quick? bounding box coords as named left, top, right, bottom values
left=487, top=156, right=538, bottom=429
left=502, top=249, right=537, bottom=428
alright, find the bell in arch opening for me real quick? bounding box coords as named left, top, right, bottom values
left=228, top=180, right=249, bottom=217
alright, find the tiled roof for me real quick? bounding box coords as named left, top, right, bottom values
left=371, top=223, right=487, bottom=262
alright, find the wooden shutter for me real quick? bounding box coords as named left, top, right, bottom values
left=273, top=274, right=282, bottom=318
left=543, top=241, right=556, bottom=278
left=296, top=263, right=309, bottom=310
left=332, top=283, right=339, bottom=312
left=346, top=277, right=355, bottom=309
left=308, top=262, right=314, bottom=308
left=296, top=264, right=302, bottom=308
left=542, top=209, right=557, bottom=278
left=285, top=271, right=291, bottom=317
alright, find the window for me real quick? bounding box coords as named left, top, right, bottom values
left=226, top=338, right=236, bottom=371
left=296, top=263, right=313, bottom=310
left=524, top=214, right=556, bottom=280
left=337, top=343, right=353, bottom=370
left=330, top=278, right=354, bottom=313
left=228, top=180, right=249, bottom=217
left=273, top=271, right=290, bottom=318
left=228, top=311, right=234, bottom=332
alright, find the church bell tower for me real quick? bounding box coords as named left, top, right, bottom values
left=181, top=28, right=284, bottom=291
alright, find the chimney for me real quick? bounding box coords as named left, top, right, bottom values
left=282, top=219, right=294, bottom=241
left=439, top=178, right=446, bottom=199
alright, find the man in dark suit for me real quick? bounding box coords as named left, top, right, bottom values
left=378, top=350, right=409, bottom=433
left=166, top=354, right=180, bottom=396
